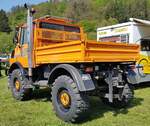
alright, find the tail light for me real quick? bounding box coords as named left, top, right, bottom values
left=85, top=67, right=94, bottom=73
left=129, top=65, right=136, bottom=70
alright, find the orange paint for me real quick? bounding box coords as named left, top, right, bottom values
left=10, top=17, right=140, bottom=68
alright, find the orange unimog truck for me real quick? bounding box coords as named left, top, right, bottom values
left=8, top=5, right=139, bottom=122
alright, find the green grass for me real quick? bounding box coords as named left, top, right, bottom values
left=0, top=75, right=150, bottom=126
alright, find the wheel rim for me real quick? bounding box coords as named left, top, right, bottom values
left=58, top=90, right=71, bottom=109
left=15, top=79, right=20, bottom=91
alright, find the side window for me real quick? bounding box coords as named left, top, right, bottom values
left=20, top=28, right=27, bottom=45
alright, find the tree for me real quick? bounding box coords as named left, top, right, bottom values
left=9, top=6, right=26, bottom=28
left=0, top=32, right=14, bottom=54
left=0, top=9, right=11, bottom=33
left=103, top=0, right=128, bottom=23
left=65, top=0, right=91, bottom=21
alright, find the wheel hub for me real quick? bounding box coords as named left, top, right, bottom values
left=15, top=80, right=20, bottom=91
left=59, top=91, right=71, bottom=108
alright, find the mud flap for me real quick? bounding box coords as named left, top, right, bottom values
left=81, top=74, right=95, bottom=91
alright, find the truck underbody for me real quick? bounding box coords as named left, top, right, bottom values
left=31, top=62, right=134, bottom=103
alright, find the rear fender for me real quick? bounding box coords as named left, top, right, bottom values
left=48, top=64, right=95, bottom=92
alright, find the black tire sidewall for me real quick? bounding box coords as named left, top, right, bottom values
left=10, top=69, right=29, bottom=100
left=52, top=76, right=79, bottom=121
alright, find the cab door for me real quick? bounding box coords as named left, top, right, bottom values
left=19, top=27, right=29, bottom=67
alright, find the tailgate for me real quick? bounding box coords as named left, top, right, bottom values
left=84, top=41, right=140, bottom=62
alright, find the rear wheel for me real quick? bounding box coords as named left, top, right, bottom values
left=51, top=75, right=89, bottom=123
left=10, top=69, right=32, bottom=101
left=101, top=84, right=134, bottom=108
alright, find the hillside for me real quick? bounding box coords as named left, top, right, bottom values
left=0, top=0, right=150, bottom=53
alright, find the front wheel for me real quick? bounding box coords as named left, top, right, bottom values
left=5, top=69, right=8, bottom=76
left=51, top=75, right=89, bottom=123
left=10, top=69, right=32, bottom=101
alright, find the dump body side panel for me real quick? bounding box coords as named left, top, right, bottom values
left=34, top=41, right=139, bottom=65
left=84, top=41, right=139, bottom=62
left=35, top=41, right=84, bottom=64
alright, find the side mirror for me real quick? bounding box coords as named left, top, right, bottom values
left=13, top=37, right=18, bottom=44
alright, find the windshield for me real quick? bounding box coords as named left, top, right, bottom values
left=39, top=22, right=80, bottom=33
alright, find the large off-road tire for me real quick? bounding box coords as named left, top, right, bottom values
left=101, top=84, right=134, bottom=108
left=10, top=69, right=32, bottom=101
left=51, top=75, right=89, bottom=123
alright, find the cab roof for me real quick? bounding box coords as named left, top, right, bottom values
left=19, top=15, right=80, bottom=28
